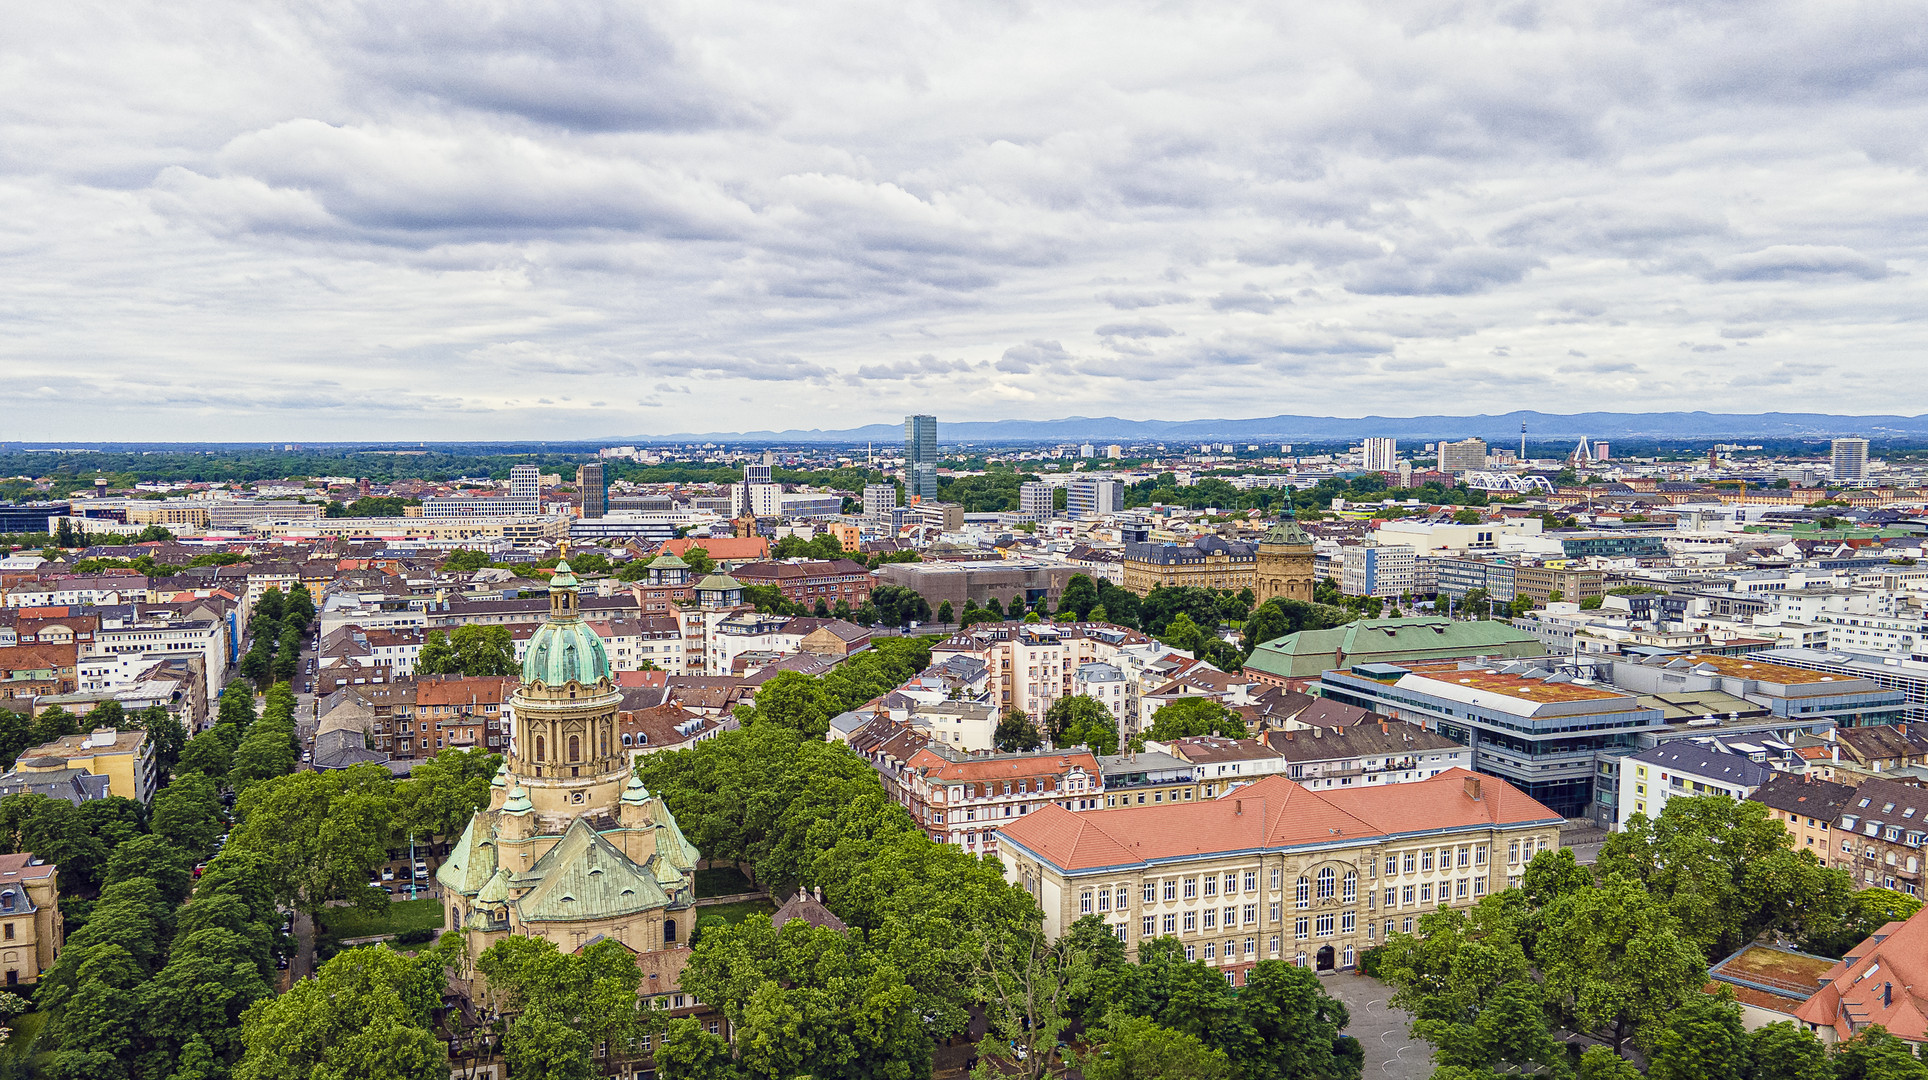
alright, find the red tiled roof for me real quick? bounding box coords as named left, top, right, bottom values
left=658, top=537, right=770, bottom=561
left=1001, top=768, right=1561, bottom=872
left=1795, top=907, right=1928, bottom=1041
left=908, top=748, right=1100, bottom=783
left=415, top=675, right=511, bottom=706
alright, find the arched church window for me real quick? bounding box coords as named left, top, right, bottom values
left=535, top=735, right=545, bottom=761
left=569, top=735, right=581, bottom=762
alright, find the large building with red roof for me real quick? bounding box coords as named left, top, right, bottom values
left=997, top=768, right=1563, bottom=983
left=1795, top=904, right=1928, bottom=1047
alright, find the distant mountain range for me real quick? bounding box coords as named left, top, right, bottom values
left=637, top=411, right=1928, bottom=444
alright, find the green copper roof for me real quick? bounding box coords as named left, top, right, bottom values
left=1244, top=617, right=1544, bottom=679
left=1261, top=518, right=1311, bottom=546
left=522, top=618, right=611, bottom=686
left=517, top=818, right=671, bottom=922
left=694, top=573, right=743, bottom=591
left=501, top=783, right=534, bottom=814
left=646, top=553, right=689, bottom=570
left=548, top=557, right=580, bottom=589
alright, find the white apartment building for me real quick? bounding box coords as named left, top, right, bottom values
left=1072, top=662, right=1130, bottom=726
left=1340, top=542, right=1416, bottom=600
left=1362, top=438, right=1398, bottom=473
left=1020, top=482, right=1054, bottom=523
left=931, top=623, right=1152, bottom=722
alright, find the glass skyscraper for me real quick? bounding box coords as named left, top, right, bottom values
left=904, top=414, right=938, bottom=501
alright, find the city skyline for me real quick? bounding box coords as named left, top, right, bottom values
left=6, top=2, right=1928, bottom=440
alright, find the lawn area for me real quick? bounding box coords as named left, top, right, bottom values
left=698, top=899, right=777, bottom=926
left=1, top=1010, right=47, bottom=1063
left=319, top=897, right=446, bottom=940
left=695, top=866, right=755, bottom=898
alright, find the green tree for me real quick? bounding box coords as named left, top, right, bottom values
left=681, top=917, right=926, bottom=1080
left=1647, top=993, right=1747, bottom=1080
left=151, top=770, right=225, bottom=858
left=476, top=935, right=649, bottom=1080
left=225, top=765, right=398, bottom=919
left=1536, top=877, right=1705, bottom=1054
left=1805, top=887, right=1922, bottom=958
left=1045, top=695, right=1119, bottom=754
left=1147, top=697, right=1246, bottom=741
left=654, top=1018, right=736, bottom=1080
left=217, top=680, right=258, bottom=730
left=1077, top=1010, right=1232, bottom=1080
left=1601, top=794, right=1851, bottom=961
left=1747, top=1020, right=1833, bottom=1080
left=736, top=670, right=841, bottom=739
left=1832, top=1025, right=1928, bottom=1080
left=234, top=941, right=454, bottom=1080
left=1236, top=959, right=1361, bottom=1079
left=396, top=747, right=500, bottom=843
left=994, top=709, right=1044, bottom=752
left=416, top=624, right=517, bottom=677
left=132, top=704, right=188, bottom=778
left=937, top=600, right=953, bottom=624
left=178, top=725, right=237, bottom=780
left=973, top=926, right=1086, bottom=1080
left=1575, top=1045, right=1642, bottom=1080
left=104, top=833, right=197, bottom=906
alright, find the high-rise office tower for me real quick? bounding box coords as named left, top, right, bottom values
left=904, top=415, right=938, bottom=501
left=1832, top=438, right=1870, bottom=484
left=576, top=463, right=607, bottom=518
left=1362, top=437, right=1398, bottom=472
left=509, top=464, right=540, bottom=516
left=737, top=451, right=775, bottom=517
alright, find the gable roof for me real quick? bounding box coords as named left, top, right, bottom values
left=1001, top=768, right=1560, bottom=873
left=1794, top=905, right=1928, bottom=1041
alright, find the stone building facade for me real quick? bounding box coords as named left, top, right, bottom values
left=436, top=552, right=705, bottom=1023
left=998, top=769, right=1562, bottom=982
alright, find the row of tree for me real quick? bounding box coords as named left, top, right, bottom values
left=1379, top=794, right=1927, bottom=1078
left=237, top=586, right=315, bottom=691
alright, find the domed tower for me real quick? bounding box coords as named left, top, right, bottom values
left=1255, top=513, right=1315, bottom=604
left=508, top=548, right=629, bottom=815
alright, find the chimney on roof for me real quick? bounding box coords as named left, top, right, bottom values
left=1885, top=982, right=1893, bottom=1008
left=1235, top=799, right=1243, bottom=815
left=1463, top=775, right=1483, bottom=802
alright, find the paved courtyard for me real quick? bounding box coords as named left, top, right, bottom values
left=1320, top=971, right=1431, bottom=1080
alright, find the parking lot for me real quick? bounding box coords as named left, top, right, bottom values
left=1320, top=972, right=1431, bottom=1080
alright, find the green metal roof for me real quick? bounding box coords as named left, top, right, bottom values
left=1260, top=518, right=1312, bottom=546
left=521, top=616, right=611, bottom=686
left=1244, top=617, right=1543, bottom=679
left=693, top=573, right=743, bottom=591
left=516, top=818, right=671, bottom=922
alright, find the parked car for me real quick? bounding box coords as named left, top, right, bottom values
left=381, top=867, right=396, bottom=882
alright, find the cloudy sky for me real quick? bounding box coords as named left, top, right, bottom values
left=5, top=0, right=1926, bottom=440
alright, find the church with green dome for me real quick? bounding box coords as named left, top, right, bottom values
left=436, top=547, right=701, bottom=995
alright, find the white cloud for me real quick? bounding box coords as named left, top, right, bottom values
left=3, top=0, right=1927, bottom=438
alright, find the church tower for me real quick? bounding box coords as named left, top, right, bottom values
left=436, top=546, right=699, bottom=986
left=1254, top=515, right=1315, bottom=604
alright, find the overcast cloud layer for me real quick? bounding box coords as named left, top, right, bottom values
left=4, top=0, right=1927, bottom=440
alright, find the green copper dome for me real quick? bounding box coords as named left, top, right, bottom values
left=522, top=617, right=611, bottom=686
left=520, top=555, right=612, bottom=686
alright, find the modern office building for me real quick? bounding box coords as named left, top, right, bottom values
left=1362, top=438, right=1398, bottom=473
left=1319, top=658, right=1665, bottom=819
left=1437, top=438, right=1488, bottom=476
left=1019, top=481, right=1053, bottom=523
left=1066, top=479, right=1124, bottom=519
left=576, top=463, right=607, bottom=519
left=508, top=465, right=540, bottom=515
left=1832, top=438, right=1870, bottom=484
left=863, top=484, right=899, bottom=521
left=1340, top=542, right=1416, bottom=599
left=905, top=415, right=939, bottom=501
